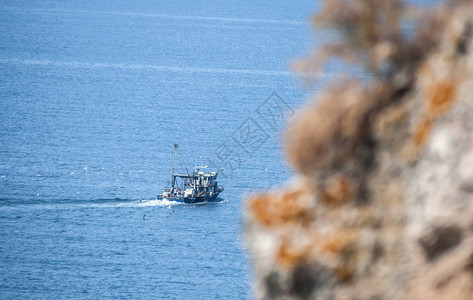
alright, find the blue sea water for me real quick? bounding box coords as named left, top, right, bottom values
left=0, top=0, right=440, bottom=299
left=0, top=1, right=322, bottom=299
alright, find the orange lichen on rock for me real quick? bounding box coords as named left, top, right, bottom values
left=276, top=240, right=311, bottom=269
left=413, top=117, right=433, bottom=149
left=317, top=231, right=356, bottom=255
left=334, top=265, right=353, bottom=282
left=410, top=62, right=462, bottom=154
left=321, top=175, right=356, bottom=206
left=275, top=229, right=358, bottom=271
left=426, top=80, right=457, bottom=116
left=248, top=186, right=313, bottom=228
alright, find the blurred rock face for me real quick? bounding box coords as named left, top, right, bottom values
left=245, top=1, right=473, bottom=299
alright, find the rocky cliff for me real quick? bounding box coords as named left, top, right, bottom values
left=245, top=1, right=473, bottom=299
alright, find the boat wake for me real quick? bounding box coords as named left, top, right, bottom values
left=99, top=198, right=183, bottom=208
left=0, top=197, right=229, bottom=212
left=0, top=198, right=184, bottom=211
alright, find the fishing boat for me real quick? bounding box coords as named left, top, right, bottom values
left=157, top=144, right=224, bottom=203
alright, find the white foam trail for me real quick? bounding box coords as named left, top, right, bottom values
left=0, top=58, right=292, bottom=77
left=89, top=11, right=306, bottom=26
left=0, top=199, right=183, bottom=211
left=110, top=198, right=183, bottom=208
left=4, top=7, right=306, bottom=26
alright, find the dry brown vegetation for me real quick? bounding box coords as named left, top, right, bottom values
left=246, top=0, right=473, bottom=299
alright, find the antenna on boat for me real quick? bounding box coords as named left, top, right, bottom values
left=173, top=143, right=190, bottom=177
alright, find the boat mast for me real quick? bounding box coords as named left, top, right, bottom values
left=171, top=144, right=177, bottom=188
left=176, top=146, right=190, bottom=176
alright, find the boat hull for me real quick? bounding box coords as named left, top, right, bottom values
left=157, top=192, right=222, bottom=204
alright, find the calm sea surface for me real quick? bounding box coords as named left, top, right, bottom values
left=0, top=0, right=322, bottom=299
left=0, top=0, right=436, bottom=299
